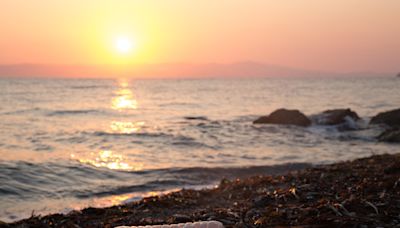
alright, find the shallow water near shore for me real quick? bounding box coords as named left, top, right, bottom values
left=0, top=77, right=399, bottom=221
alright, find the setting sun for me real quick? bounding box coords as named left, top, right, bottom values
left=115, top=36, right=134, bottom=54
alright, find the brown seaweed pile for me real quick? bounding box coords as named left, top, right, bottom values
left=4, top=153, right=400, bottom=228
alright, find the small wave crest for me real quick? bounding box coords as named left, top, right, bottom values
left=68, top=85, right=109, bottom=90
left=46, top=109, right=100, bottom=116
left=87, top=131, right=218, bottom=149
left=0, top=161, right=135, bottom=199
left=184, top=116, right=209, bottom=121
left=0, top=160, right=311, bottom=200
left=1, top=107, right=42, bottom=116
left=90, top=131, right=171, bottom=138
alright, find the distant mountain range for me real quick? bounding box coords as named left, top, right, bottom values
left=0, top=62, right=393, bottom=78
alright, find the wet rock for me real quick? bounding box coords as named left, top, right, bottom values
left=313, top=109, right=360, bottom=125
left=377, top=127, right=400, bottom=143
left=253, top=109, right=311, bottom=127
left=370, top=108, right=400, bottom=127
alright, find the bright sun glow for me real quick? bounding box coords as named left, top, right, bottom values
left=115, top=37, right=134, bottom=54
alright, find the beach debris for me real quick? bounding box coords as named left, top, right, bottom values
left=365, top=201, right=379, bottom=215
left=334, top=203, right=352, bottom=216
left=289, top=187, right=299, bottom=199
left=327, top=204, right=342, bottom=216
left=172, top=214, right=191, bottom=223
left=115, top=220, right=224, bottom=228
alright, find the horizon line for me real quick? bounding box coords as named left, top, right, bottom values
left=0, top=62, right=395, bottom=79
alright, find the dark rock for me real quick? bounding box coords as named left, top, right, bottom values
left=370, top=108, right=400, bottom=127
left=253, top=109, right=311, bottom=127
left=377, top=127, right=400, bottom=143
left=313, top=109, right=360, bottom=125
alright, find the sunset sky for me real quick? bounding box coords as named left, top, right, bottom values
left=1, top=0, right=399, bottom=77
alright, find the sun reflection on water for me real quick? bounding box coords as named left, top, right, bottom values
left=72, top=150, right=143, bottom=171
left=70, top=80, right=146, bottom=171
left=111, top=80, right=138, bottom=110
left=110, top=121, right=145, bottom=134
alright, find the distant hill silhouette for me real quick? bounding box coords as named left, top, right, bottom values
left=0, top=62, right=393, bottom=79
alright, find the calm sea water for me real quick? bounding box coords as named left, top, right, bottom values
left=0, top=77, right=399, bottom=221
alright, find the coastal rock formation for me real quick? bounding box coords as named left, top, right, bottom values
left=370, top=108, right=400, bottom=127
left=313, top=108, right=360, bottom=125
left=378, top=128, right=400, bottom=143
left=253, top=109, right=311, bottom=126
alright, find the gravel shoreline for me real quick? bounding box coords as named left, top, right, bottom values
left=4, top=153, right=400, bottom=227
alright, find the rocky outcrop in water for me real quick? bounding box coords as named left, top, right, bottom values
left=253, top=109, right=311, bottom=127
left=313, top=109, right=360, bottom=125
left=309, top=108, right=361, bottom=131
left=377, top=127, right=400, bottom=143
left=370, top=108, right=400, bottom=127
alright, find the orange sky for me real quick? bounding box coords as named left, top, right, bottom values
left=0, top=0, right=399, bottom=74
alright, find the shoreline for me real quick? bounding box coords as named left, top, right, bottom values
left=5, top=153, right=400, bottom=227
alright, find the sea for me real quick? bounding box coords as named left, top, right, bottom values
left=0, top=76, right=399, bottom=221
